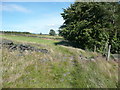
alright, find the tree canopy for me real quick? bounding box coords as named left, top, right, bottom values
left=59, top=2, right=120, bottom=54
left=49, top=29, right=56, bottom=36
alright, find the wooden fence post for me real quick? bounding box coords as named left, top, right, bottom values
left=94, top=45, right=96, bottom=52
left=104, top=41, right=108, bottom=56
left=107, top=45, right=111, bottom=61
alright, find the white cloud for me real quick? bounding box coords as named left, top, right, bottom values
left=0, top=4, right=31, bottom=13
left=2, top=15, right=64, bottom=33
left=12, top=15, right=64, bottom=34
left=47, top=24, right=55, bottom=27
left=1, top=8, right=64, bottom=34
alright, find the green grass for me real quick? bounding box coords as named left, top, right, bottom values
left=1, top=34, right=118, bottom=88
left=37, top=34, right=63, bottom=39
left=0, top=34, right=58, bottom=45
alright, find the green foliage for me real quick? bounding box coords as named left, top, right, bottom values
left=39, top=33, right=42, bottom=35
left=59, top=2, right=120, bottom=54
left=49, top=29, right=56, bottom=36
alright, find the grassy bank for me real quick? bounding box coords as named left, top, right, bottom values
left=1, top=34, right=118, bottom=88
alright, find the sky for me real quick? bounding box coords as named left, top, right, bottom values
left=1, top=2, right=74, bottom=34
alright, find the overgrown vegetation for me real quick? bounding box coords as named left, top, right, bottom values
left=1, top=2, right=119, bottom=88
left=59, top=2, right=120, bottom=54
left=1, top=34, right=118, bottom=88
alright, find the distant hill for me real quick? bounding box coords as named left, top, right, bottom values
left=0, top=31, right=31, bottom=34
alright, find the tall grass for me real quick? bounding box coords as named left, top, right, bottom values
left=1, top=34, right=118, bottom=88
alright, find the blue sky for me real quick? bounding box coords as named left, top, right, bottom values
left=1, top=2, right=74, bottom=34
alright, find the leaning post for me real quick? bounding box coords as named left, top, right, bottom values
left=107, top=45, right=111, bottom=61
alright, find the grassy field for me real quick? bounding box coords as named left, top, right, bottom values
left=1, top=34, right=118, bottom=88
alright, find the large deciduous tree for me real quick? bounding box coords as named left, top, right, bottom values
left=59, top=2, right=120, bottom=54
left=49, top=29, right=56, bottom=36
